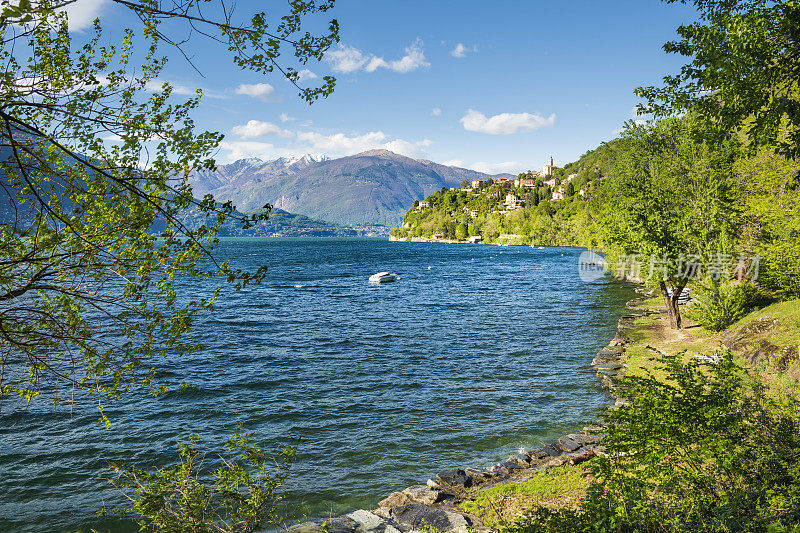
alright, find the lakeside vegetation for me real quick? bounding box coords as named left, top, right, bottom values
left=458, top=297, right=800, bottom=533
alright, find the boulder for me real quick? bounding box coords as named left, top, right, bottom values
left=402, top=485, right=442, bottom=505
left=556, top=436, right=582, bottom=453
left=599, top=346, right=625, bottom=356
left=346, top=510, right=402, bottom=533
left=567, top=432, right=602, bottom=445
left=541, top=444, right=561, bottom=457
left=391, top=504, right=470, bottom=532
left=508, top=453, right=531, bottom=466
left=288, top=517, right=359, bottom=533
left=378, top=492, right=415, bottom=509
left=464, top=467, right=493, bottom=480
left=529, top=448, right=549, bottom=460
left=437, top=468, right=472, bottom=488
left=499, top=461, right=524, bottom=470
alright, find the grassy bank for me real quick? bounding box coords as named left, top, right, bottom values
left=457, top=296, right=800, bottom=532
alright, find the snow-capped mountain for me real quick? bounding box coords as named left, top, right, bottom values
left=189, top=150, right=513, bottom=227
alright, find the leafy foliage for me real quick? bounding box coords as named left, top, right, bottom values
left=0, top=1, right=339, bottom=417
left=593, top=116, right=741, bottom=328
left=107, top=433, right=295, bottom=532
left=505, top=351, right=800, bottom=533
left=636, top=0, right=800, bottom=165
left=735, top=148, right=800, bottom=298
left=685, top=281, right=757, bottom=331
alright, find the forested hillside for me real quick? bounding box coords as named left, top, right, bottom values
left=390, top=142, right=618, bottom=245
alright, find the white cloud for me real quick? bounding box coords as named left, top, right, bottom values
left=469, top=161, right=525, bottom=175
left=450, top=43, right=476, bottom=58
left=385, top=39, right=429, bottom=73
left=443, top=159, right=464, bottom=168
left=297, top=69, right=318, bottom=82
left=235, top=83, right=281, bottom=102
left=61, top=0, right=108, bottom=31
left=295, top=130, right=387, bottom=153
left=219, top=141, right=279, bottom=162
left=384, top=138, right=433, bottom=159
left=325, top=39, right=429, bottom=75
left=325, top=44, right=369, bottom=74
left=292, top=130, right=432, bottom=159
left=220, top=124, right=433, bottom=161
left=365, top=56, right=389, bottom=73
left=460, top=109, right=556, bottom=135
left=279, top=113, right=296, bottom=123
left=432, top=108, right=442, bottom=116
left=232, top=120, right=293, bottom=139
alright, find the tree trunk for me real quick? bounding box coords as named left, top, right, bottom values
left=659, top=281, right=686, bottom=329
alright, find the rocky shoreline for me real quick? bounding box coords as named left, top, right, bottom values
left=287, top=290, right=656, bottom=533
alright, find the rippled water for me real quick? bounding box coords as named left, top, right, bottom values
left=0, top=238, right=636, bottom=532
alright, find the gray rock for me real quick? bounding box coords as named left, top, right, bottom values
left=391, top=504, right=470, bottom=532
left=508, top=453, right=531, bottom=465
left=379, top=492, right=415, bottom=509
left=426, top=478, right=441, bottom=489
left=499, top=461, right=524, bottom=470
left=403, top=485, right=442, bottom=505
left=491, top=463, right=511, bottom=476
left=464, top=467, right=493, bottom=480
left=599, top=346, right=625, bottom=355
left=288, top=522, right=323, bottom=533
left=372, top=508, right=392, bottom=520
left=437, top=468, right=472, bottom=488
left=596, top=364, right=623, bottom=372
left=529, top=448, right=549, bottom=460
left=556, top=436, right=581, bottom=453
left=288, top=517, right=359, bottom=533
left=541, top=444, right=561, bottom=457
left=346, top=510, right=402, bottom=533
left=567, top=432, right=602, bottom=445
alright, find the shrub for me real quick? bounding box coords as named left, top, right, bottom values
left=106, top=433, right=294, bottom=532
left=504, top=351, right=800, bottom=533
left=685, top=281, right=757, bottom=331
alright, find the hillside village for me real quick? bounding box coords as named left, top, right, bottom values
left=390, top=154, right=601, bottom=246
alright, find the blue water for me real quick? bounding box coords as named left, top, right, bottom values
left=0, top=238, right=636, bottom=532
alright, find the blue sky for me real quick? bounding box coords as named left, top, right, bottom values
left=71, top=0, right=699, bottom=173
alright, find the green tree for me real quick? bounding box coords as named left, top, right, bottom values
left=637, top=0, right=800, bottom=165
left=565, top=181, right=575, bottom=197
left=0, top=1, right=339, bottom=416
left=595, top=117, right=741, bottom=329
left=455, top=222, right=468, bottom=240
left=732, top=146, right=800, bottom=298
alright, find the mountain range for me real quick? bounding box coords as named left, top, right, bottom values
left=189, top=150, right=514, bottom=227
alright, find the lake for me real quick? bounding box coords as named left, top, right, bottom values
left=0, top=238, right=636, bottom=531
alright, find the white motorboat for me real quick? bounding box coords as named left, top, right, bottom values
left=369, top=271, right=398, bottom=283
